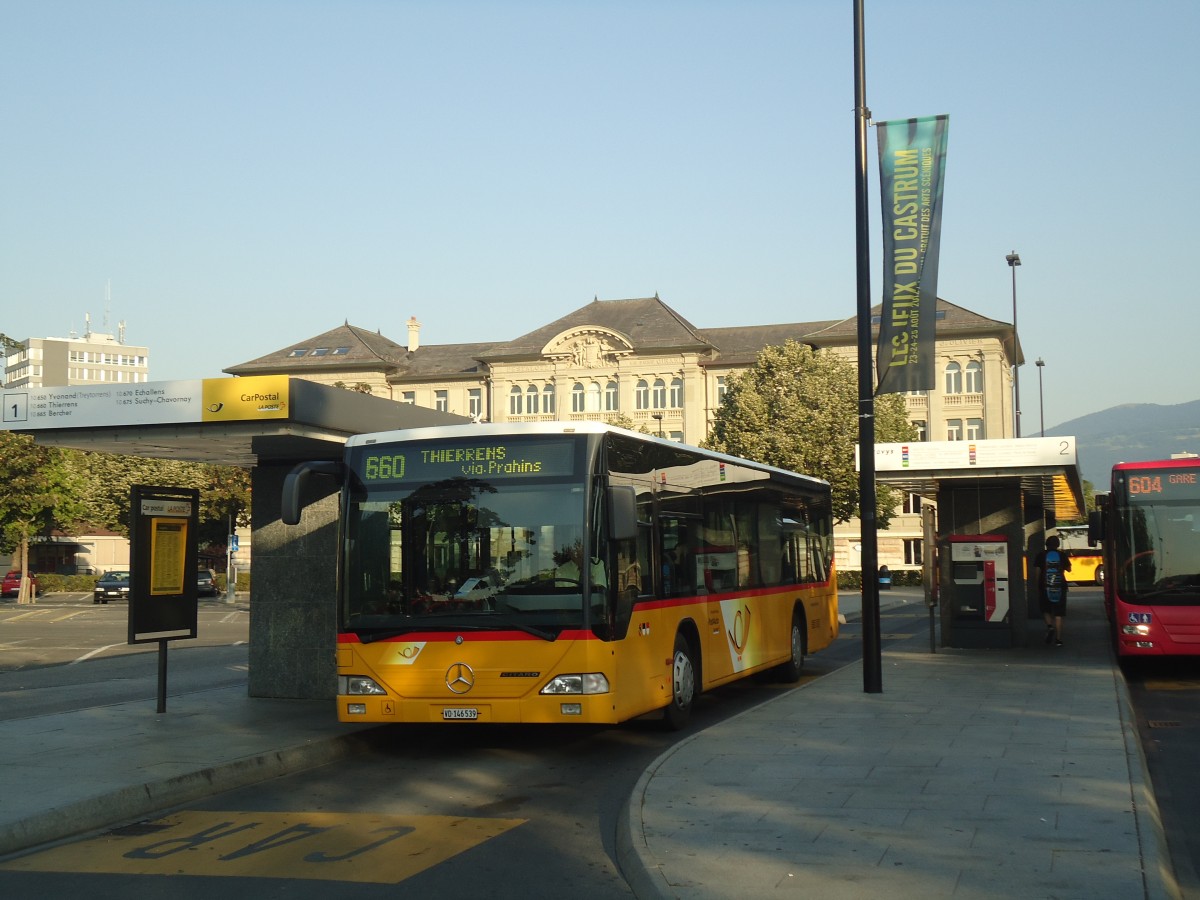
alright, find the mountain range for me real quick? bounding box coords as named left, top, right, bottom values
left=1046, top=399, right=1200, bottom=487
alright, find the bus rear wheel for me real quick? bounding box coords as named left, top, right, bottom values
left=772, top=612, right=806, bottom=683
left=664, top=632, right=696, bottom=730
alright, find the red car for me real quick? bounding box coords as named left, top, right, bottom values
left=1, top=571, right=39, bottom=597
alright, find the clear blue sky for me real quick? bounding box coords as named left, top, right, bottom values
left=3, top=1, right=1196, bottom=430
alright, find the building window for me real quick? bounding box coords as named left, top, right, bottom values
left=945, top=362, right=962, bottom=394
left=716, top=376, right=727, bottom=404
left=586, top=382, right=601, bottom=412
left=903, top=493, right=922, bottom=515
left=402, top=391, right=415, bottom=405
left=652, top=378, right=667, bottom=409
left=525, top=385, right=539, bottom=415
left=965, top=360, right=983, bottom=394
left=435, top=390, right=448, bottom=412
left=543, top=384, right=555, bottom=415
left=469, top=389, right=482, bottom=418
left=509, top=385, right=522, bottom=416
left=913, top=419, right=927, bottom=441
left=635, top=379, right=649, bottom=410
left=967, top=418, right=985, bottom=440
left=289, top=348, right=308, bottom=357
left=904, top=539, right=923, bottom=566
left=572, top=382, right=585, bottom=413
left=669, top=377, right=684, bottom=408
left=946, top=418, right=963, bottom=441
left=604, top=381, right=618, bottom=411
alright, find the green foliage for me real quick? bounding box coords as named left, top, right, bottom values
left=34, top=573, right=100, bottom=593
left=72, top=450, right=251, bottom=539
left=604, top=412, right=652, bottom=435
left=0, top=432, right=89, bottom=554
left=703, top=341, right=916, bottom=526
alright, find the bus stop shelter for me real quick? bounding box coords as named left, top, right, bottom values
left=1, top=375, right=468, bottom=698
left=870, top=437, right=1086, bottom=649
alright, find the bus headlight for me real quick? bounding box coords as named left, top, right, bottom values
left=540, top=673, right=610, bottom=695
left=339, top=675, right=388, bottom=695
left=1121, top=624, right=1151, bottom=636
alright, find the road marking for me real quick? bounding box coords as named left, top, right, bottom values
left=70, top=643, right=127, bottom=665
left=51, top=610, right=89, bottom=623
left=0, top=811, right=525, bottom=883
left=2, top=610, right=50, bottom=621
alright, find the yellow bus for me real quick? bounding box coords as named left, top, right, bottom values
left=282, top=422, right=838, bottom=728
left=1056, top=524, right=1105, bottom=585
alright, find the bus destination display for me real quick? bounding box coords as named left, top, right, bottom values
left=356, top=439, right=576, bottom=484
left=1121, top=468, right=1200, bottom=500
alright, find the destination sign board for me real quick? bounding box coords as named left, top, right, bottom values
left=1, top=375, right=291, bottom=430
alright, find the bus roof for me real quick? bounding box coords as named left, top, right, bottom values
left=344, top=421, right=831, bottom=491
left=1113, top=457, right=1200, bottom=471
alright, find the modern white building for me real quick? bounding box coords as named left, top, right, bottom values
left=3, top=318, right=149, bottom=389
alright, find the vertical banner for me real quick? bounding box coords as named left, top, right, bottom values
left=875, top=115, right=950, bottom=395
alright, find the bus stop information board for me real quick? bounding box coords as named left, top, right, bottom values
left=129, top=485, right=199, bottom=644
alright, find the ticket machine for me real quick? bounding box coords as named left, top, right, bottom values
left=945, top=534, right=1011, bottom=647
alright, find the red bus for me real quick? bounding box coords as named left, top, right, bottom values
left=1091, top=457, right=1200, bottom=657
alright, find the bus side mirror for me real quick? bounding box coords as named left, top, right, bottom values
left=608, top=485, right=638, bottom=542
left=1087, top=509, right=1103, bottom=547
left=282, top=460, right=344, bottom=525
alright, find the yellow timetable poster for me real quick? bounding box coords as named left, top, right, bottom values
left=149, top=518, right=188, bottom=595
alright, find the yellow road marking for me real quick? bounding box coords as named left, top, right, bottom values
left=51, top=610, right=89, bottom=623
left=0, top=811, right=524, bottom=884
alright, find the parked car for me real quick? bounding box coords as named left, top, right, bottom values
left=93, top=570, right=131, bottom=604
left=197, top=568, right=220, bottom=597
left=2, top=571, right=39, bottom=597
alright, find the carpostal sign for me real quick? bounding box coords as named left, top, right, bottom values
left=1, top=375, right=291, bottom=430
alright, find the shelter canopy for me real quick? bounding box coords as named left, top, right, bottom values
left=868, top=437, right=1086, bottom=522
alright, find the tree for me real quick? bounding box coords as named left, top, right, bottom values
left=0, top=433, right=88, bottom=603
left=74, top=450, right=251, bottom=543
left=703, top=341, right=916, bottom=527
left=604, top=412, right=652, bottom=435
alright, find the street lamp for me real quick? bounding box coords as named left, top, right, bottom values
left=651, top=412, right=664, bottom=437
left=1035, top=357, right=1045, bottom=437
left=1006, top=251, right=1022, bottom=437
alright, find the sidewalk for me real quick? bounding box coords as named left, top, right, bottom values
left=618, top=594, right=1178, bottom=899
left=0, top=593, right=1180, bottom=900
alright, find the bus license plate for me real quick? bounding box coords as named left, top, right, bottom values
left=443, top=708, right=479, bottom=720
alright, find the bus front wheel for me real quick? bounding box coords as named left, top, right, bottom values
left=664, top=632, right=696, bottom=730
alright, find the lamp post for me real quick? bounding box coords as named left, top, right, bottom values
left=651, top=412, right=664, bottom=437
left=1006, top=251, right=1022, bottom=437
left=1036, top=357, right=1045, bottom=437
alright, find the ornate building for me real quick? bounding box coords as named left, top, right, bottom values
left=226, top=294, right=1018, bottom=574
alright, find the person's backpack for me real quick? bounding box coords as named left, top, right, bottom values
left=1044, top=549, right=1066, bottom=603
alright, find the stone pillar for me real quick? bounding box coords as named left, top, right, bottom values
left=248, top=462, right=340, bottom=699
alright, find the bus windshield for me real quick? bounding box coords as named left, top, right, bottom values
left=344, top=477, right=594, bottom=637
left=1114, top=477, right=1200, bottom=604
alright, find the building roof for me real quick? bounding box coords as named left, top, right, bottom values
left=224, top=295, right=1016, bottom=383
left=478, top=296, right=711, bottom=360
left=225, top=322, right=412, bottom=375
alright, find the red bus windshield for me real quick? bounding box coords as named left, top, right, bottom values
left=1111, top=462, right=1200, bottom=605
